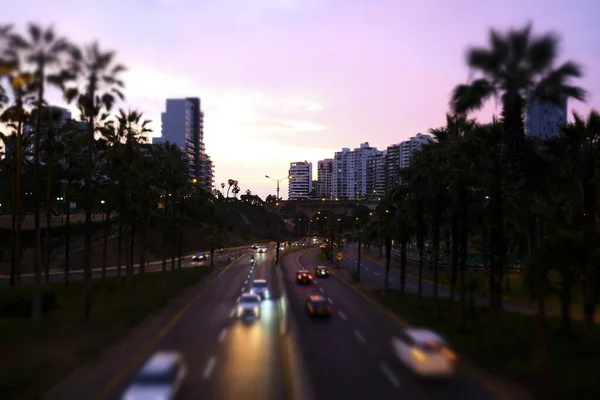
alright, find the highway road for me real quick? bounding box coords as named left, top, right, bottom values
left=0, top=248, right=249, bottom=287
left=339, top=244, right=536, bottom=315
left=281, top=248, right=502, bottom=400
left=45, top=249, right=285, bottom=400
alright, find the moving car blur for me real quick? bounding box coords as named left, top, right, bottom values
left=250, top=279, right=269, bottom=299
left=236, top=293, right=262, bottom=319
left=295, top=269, right=313, bottom=284
left=258, top=246, right=268, bottom=253
left=392, top=328, right=457, bottom=378
left=191, top=252, right=209, bottom=262
left=121, top=351, right=187, bottom=400
left=314, top=266, right=329, bottom=278
left=305, top=295, right=332, bottom=317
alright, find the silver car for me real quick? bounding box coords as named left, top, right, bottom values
left=122, top=351, right=187, bottom=400
left=257, top=246, right=268, bottom=253
left=250, top=279, right=269, bottom=299
left=236, top=293, right=262, bottom=318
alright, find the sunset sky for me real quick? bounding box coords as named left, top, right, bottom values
left=4, top=0, right=599, bottom=198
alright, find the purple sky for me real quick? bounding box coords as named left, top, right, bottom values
left=5, top=0, right=599, bottom=198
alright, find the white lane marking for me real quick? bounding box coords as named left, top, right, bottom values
left=365, top=267, right=369, bottom=271
left=313, top=281, right=317, bottom=285
left=353, top=329, right=365, bottom=343
left=218, top=328, right=228, bottom=343
left=388, top=278, right=394, bottom=282
left=247, top=274, right=250, bottom=278
left=241, top=288, right=245, bottom=292
left=380, top=363, right=400, bottom=387
left=245, top=280, right=248, bottom=284
left=203, top=356, right=217, bottom=379
left=327, top=297, right=333, bottom=304
left=319, top=287, right=324, bottom=293
left=229, top=309, right=235, bottom=318
left=374, top=272, right=380, bottom=276
left=338, top=311, right=347, bottom=320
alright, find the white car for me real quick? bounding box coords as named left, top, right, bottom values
left=391, top=328, right=456, bottom=377
left=236, top=293, right=262, bottom=318
left=257, top=246, right=268, bottom=253
left=122, top=351, right=187, bottom=400
left=250, top=279, right=269, bottom=299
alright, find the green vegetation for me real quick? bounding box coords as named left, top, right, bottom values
left=377, top=291, right=600, bottom=398
left=0, top=266, right=212, bottom=399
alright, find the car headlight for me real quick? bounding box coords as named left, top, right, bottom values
left=253, top=306, right=260, bottom=314
left=264, top=289, right=269, bottom=297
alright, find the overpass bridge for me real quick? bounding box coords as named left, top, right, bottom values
left=278, top=200, right=379, bottom=219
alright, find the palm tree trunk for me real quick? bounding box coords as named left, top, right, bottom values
left=416, top=203, right=425, bottom=299
left=64, top=181, right=71, bottom=287
left=139, top=209, right=148, bottom=275
left=117, top=219, right=123, bottom=284
left=162, top=200, right=168, bottom=273
left=14, top=109, right=24, bottom=287
left=32, top=68, right=46, bottom=320
left=177, top=206, right=183, bottom=269
left=450, top=217, right=459, bottom=301
left=210, top=246, right=215, bottom=267
left=171, top=201, right=176, bottom=270
left=127, top=220, right=135, bottom=288
left=400, top=239, right=407, bottom=293
left=384, top=235, right=391, bottom=293
left=355, top=238, right=362, bottom=282
left=560, top=280, right=572, bottom=336
left=582, top=159, right=597, bottom=339
left=101, top=209, right=111, bottom=281
left=44, top=152, right=53, bottom=285
left=489, top=162, right=506, bottom=338
left=432, top=211, right=441, bottom=320
left=9, top=157, right=17, bottom=288
left=458, top=188, right=469, bottom=328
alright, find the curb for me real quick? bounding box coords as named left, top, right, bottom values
left=44, top=254, right=245, bottom=400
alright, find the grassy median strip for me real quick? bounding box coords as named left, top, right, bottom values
left=376, top=291, right=600, bottom=398
left=0, top=267, right=212, bottom=399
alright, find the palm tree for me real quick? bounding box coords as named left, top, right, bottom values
left=68, top=42, right=125, bottom=320
left=561, top=110, right=600, bottom=338
left=9, top=24, right=73, bottom=317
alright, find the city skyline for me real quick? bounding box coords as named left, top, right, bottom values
left=4, top=0, right=599, bottom=198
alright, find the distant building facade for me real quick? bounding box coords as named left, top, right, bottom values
left=153, top=97, right=213, bottom=191
left=316, top=158, right=333, bottom=199
left=525, top=96, right=568, bottom=139
left=288, top=161, right=313, bottom=200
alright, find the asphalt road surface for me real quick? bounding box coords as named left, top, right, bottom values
left=0, top=248, right=248, bottom=287
left=48, top=249, right=285, bottom=400
left=339, top=244, right=536, bottom=315
left=281, top=248, right=501, bottom=400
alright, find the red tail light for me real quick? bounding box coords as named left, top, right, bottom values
left=327, top=306, right=332, bottom=312
left=308, top=275, right=313, bottom=279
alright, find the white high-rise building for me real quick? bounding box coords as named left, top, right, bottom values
left=288, top=161, right=313, bottom=200
left=399, top=133, right=431, bottom=169
left=366, top=150, right=387, bottom=200
left=317, top=159, right=334, bottom=199
left=332, top=142, right=378, bottom=200
left=525, top=96, right=568, bottom=139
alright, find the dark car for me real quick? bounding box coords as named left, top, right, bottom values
left=296, top=269, right=313, bottom=284
left=315, top=266, right=329, bottom=278
left=191, top=252, right=209, bottom=262
left=305, top=295, right=332, bottom=317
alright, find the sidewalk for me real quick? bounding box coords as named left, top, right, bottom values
left=358, top=246, right=599, bottom=321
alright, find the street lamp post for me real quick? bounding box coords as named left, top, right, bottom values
left=265, top=175, right=291, bottom=265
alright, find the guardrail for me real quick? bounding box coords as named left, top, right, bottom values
left=387, top=249, right=524, bottom=273
left=0, top=245, right=251, bottom=280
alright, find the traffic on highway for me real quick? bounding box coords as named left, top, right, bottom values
left=45, top=242, right=509, bottom=400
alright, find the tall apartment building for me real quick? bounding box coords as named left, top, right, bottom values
left=332, top=142, right=378, bottom=200
left=525, top=96, right=568, bottom=139
left=399, top=133, right=431, bottom=169
left=385, top=144, right=401, bottom=193
left=288, top=161, right=313, bottom=200
left=316, top=159, right=334, bottom=199
left=366, top=150, right=386, bottom=200
left=153, top=97, right=214, bottom=191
